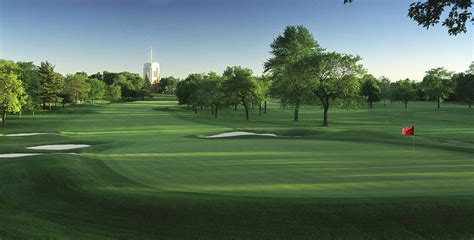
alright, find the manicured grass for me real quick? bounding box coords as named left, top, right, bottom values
left=0, top=97, right=473, bottom=239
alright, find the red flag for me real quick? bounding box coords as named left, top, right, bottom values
left=402, top=125, right=414, bottom=136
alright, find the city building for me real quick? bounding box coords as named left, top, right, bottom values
left=143, top=47, right=160, bottom=85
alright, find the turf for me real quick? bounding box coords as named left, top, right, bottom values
left=0, top=97, right=473, bottom=239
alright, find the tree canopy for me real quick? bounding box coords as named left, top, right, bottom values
left=377, top=76, right=391, bottom=106
left=422, top=67, right=454, bottom=108
left=157, top=76, right=179, bottom=94
left=265, top=25, right=323, bottom=121
left=309, top=52, right=364, bottom=126
left=88, top=79, right=106, bottom=103
left=38, top=61, right=64, bottom=109
left=391, top=79, right=418, bottom=109
left=345, top=0, right=473, bottom=35
left=0, top=61, right=27, bottom=126
left=360, top=74, right=381, bottom=108
left=64, top=73, right=90, bottom=104
left=454, top=73, right=474, bottom=108
left=224, top=66, right=258, bottom=120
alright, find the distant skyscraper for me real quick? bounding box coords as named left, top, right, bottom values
left=143, top=47, right=160, bottom=85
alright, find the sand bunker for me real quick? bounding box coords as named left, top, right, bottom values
left=27, top=144, right=90, bottom=150
left=4, top=133, right=50, bottom=137
left=0, top=153, right=43, bottom=158
left=206, top=131, right=277, bottom=138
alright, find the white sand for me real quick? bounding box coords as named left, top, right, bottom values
left=0, top=153, right=43, bottom=158
left=4, top=133, right=50, bottom=137
left=206, top=131, right=277, bottom=138
left=27, top=144, right=90, bottom=150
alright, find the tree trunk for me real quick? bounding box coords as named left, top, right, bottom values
left=234, top=104, right=237, bottom=111
left=437, top=96, right=440, bottom=108
left=43, top=100, right=46, bottom=110
left=19, top=111, right=22, bottom=118
left=243, top=104, right=249, bottom=120
left=214, top=104, right=218, bottom=118
left=32, top=110, right=35, bottom=117
left=259, top=104, right=262, bottom=115
left=194, top=106, right=197, bottom=114
left=293, top=100, right=300, bottom=121
left=242, top=98, right=249, bottom=120
left=323, top=103, right=329, bottom=127
left=2, top=110, right=6, bottom=127
left=404, top=101, right=408, bottom=109
left=264, top=100, right=267, bottom=113
left=369, top=101, right=373, bottom=108
left=383, top=99, right=386, bottom=107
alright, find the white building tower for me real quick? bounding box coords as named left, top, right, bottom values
left=143, top=47, right=160, bottom=85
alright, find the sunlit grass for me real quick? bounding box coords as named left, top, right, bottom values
left=0, top=99, right=473, bottom=239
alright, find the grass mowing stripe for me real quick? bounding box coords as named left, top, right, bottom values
left=1, top=99, right=473, bottom=239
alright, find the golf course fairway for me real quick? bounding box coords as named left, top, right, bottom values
left=1, top=97, right=473, bottom=239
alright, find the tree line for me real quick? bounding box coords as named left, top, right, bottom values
left=0, top=59, right=181, bottom=126
left=175, top=25, right=474, bottom=126
left=176, top=68, right=271, bottom=120
left=362, top=66, right=474, bottom=110
left=3, top=25, right=473, bottom=127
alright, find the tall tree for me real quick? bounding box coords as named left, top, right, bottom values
left=391, top=79, right=417, bottom=109
left=102, top=71, right=117, bottom=85
left=197, top=72, right=225, bottom=118
left=0, top=61, right=27, bottom=126
left=257, top=75, right=272, bottom=114
left=224, top=66, right=257, bottom=120
left=158, top=76, right=179, bottom=94
left=116, top=72, right=146, bottom=99
left=466, top=61, right=474, bottom=74
left=454, top=73, right=474, bottom=108
left=16, top=62, right=41, bottom=113
left=264, top=25, right=323, bottom=121
left=360, top=74, right=381, bottom=108
left=377, top=76, right=391, bottom=107
left=106, top=84, right=121, bottom=101
left=89, top=72, right=103, bottom=81
left=88, top=79, right=106, bottom=103
left=64, top=73, right=90, bottom=104
left=38, top=61, right=63, bottom=109
left=306, top=52, right=364, bottom=126
left=422, top=67, right=454, bottom=108
left=176, top=73, right=205, bottom=112
left=412, top=81, right=426, bottom=101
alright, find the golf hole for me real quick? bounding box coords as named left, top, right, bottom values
left=27, top=144, right=91, bottom=150
left=206, top=131, right=278, bottom=138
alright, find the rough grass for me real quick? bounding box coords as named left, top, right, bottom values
left=0, top=97, right=473, bottom=239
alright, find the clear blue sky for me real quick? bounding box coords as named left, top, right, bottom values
left=0, top=0, right=472, bottom=81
